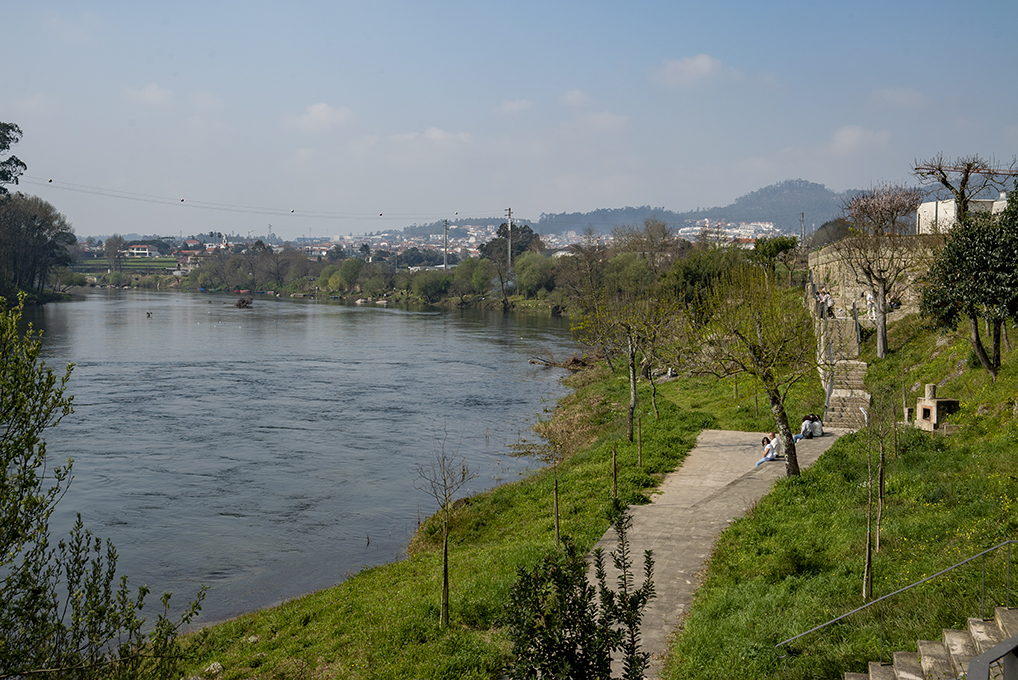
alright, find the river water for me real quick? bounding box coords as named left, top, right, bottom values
left=25, top=290, right=576, bottom=624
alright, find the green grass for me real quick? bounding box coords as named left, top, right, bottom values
left=662, top=313, right=1018, bottom=680
left=656, top=371, right=825, bottom=433
left=177, top=367, right=714, bottom=679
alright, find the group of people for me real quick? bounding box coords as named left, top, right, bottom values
left=755, top=414, right=824, bottom=468
left=815, top=289, right=835, bottom=319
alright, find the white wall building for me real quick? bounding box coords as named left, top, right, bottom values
left=916, top=193, right=1008, bottom=234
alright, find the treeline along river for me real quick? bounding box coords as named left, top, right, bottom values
left=25, top=290, right=576, bottom=624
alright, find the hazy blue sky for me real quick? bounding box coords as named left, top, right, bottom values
left=4, top=1, right=1017, bottom=240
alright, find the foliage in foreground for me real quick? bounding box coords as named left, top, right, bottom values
left=506, top=502, right=656, bottom=680
left=0, top=294, right=205, bottom=679
left=664, top=313, right=1018, bottom=680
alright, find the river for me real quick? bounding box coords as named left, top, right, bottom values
left=24, top=290, right=576, bottom=624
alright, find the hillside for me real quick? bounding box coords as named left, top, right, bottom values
left=376, top=179, right=859, bottom=241
left=535, top=179, right=858, bottom=236
left=662, top=312, right=1018, bottom=679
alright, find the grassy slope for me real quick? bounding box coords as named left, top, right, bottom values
left=663, top=313, right=1018, bottom=679
left=178, top=366, right=720, bottom=679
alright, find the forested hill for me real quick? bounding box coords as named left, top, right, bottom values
left=377, top=179, right=858, bottom=239
left=535, top=179, right=859, bottom=235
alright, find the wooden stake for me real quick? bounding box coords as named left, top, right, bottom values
left=637, top=416, right=643, bottom=468
left=553, top=473, right=560, bottom=546
left=612, top=442, right=618, bottom=499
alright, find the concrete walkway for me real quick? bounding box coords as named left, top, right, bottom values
left=592, top=428, right=845, bottom=679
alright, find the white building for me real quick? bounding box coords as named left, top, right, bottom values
left=916, top=193, right=1008, bottom=234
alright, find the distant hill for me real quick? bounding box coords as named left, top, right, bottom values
left=535, top=179, right=860, bottom=236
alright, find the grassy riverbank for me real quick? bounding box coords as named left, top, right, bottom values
left=172, top=342, right=827, bottom=678
left=663, top=313, right=1018, bottom=679
left=175, top=365, right=706, bottom=678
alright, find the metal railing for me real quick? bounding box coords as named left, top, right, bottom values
left=775, top=540, right=1016, bottom=677
left=968, top=631, right=1018, bottom=679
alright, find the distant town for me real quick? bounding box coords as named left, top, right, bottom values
left=77, top=217, right=786, bottom=273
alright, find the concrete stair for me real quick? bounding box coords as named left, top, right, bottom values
left=844, top=606, right=1018, bottom=679
left=824, top=359, right=870, bottom=430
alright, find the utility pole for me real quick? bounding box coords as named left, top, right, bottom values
left=800, top=213, right=805, bottom=244
left=443, top=219, right=449, bottom=270
left=506, top=208, right=513, bottom=268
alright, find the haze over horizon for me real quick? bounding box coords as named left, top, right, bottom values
left=4, top=1, right=1017, bottom=241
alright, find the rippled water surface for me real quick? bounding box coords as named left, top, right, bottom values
left=26, top=290, right=576, bottom=623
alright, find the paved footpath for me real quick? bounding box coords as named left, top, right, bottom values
left=592, top=428, right=845, bottom=679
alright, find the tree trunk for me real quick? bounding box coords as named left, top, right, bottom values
left=875, top=281, right=888, bottom=359
left=626, top=337, right=637, bottom=443
left=991, top=319, right=1002, bottom=371
left=969, top=313, right=998, bottom=380
left=876, top=436, right=885, bottom=553
left=441, top=512, right=450, bottom=628
left=765, top=386, right=799, bottom=477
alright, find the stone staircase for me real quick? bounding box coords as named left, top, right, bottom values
left=824, top=359, right=870, bottom=430
left=845, top=607, right=1018, bottom=679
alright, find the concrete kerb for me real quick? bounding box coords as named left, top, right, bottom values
left=591, top=427, right=848, bottom=679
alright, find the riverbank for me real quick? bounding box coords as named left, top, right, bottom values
left=175, top=361, right=825, bottom=678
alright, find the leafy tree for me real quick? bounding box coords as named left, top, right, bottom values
left=103, top=234, right=126, bottom=273
left=919, top=190, right=1018, bottom=380
left=50, top=266, right=87, bottom=292
left=505, top=502, right=655, bottom=680
left=0, top=122, right=27, bottom=196
left=752, top=234, right=798, bottom=282
left=336, top=257, right=364, bottom=291
left=829, top=183, right=924, bottom=358
left=554, top=229, right=609, bottom=314
left=478, top=222, right=544, bottom=265
left=450, top=257, right=492, bottom=302
left=678, top=265, right=819, bottom=477
left=411, top=270, right=452, bottom=303
left=610, top=217, right=689, bottom=278
left=514, top=251, right=555, bottom=298
left=0, top=295, right=205, bottom=677
left=0, top=194, right=76, bottom=295
left=657, top=245, right=747, bottom=324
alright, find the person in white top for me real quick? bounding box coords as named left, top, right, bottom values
left=755, top=436, right=779, bottom=467
left=810, top=414, right=824, bottom=437
left=866, top=291, right=876, bottom=321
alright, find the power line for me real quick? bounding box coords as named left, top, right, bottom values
left=20, top=175, right=499, bottom=222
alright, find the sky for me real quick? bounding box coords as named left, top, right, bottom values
left=3, top=1, right=1017, bottom=241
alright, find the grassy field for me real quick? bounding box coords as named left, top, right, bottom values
left=663, top=313, right=1018, bottom=679
left=73, top=257, right=178, bottom=274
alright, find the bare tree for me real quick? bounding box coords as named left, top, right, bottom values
left=414, top=433, right=477, bottom=628
left=611, top=217, right=689, bottom=278
left=103, top=234, right=126, bottom=273
left=915, top=154, right=1018, bottom=224
left=830, top=183, right=924, bottom=358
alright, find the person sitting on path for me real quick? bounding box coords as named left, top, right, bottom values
left=755, top=436, right=779, bottom=467
left=810, top=413, right=824, bottom=438
left=793, top=415, right=813, bottom=442
left=768, top=431, right=782, bottom=458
